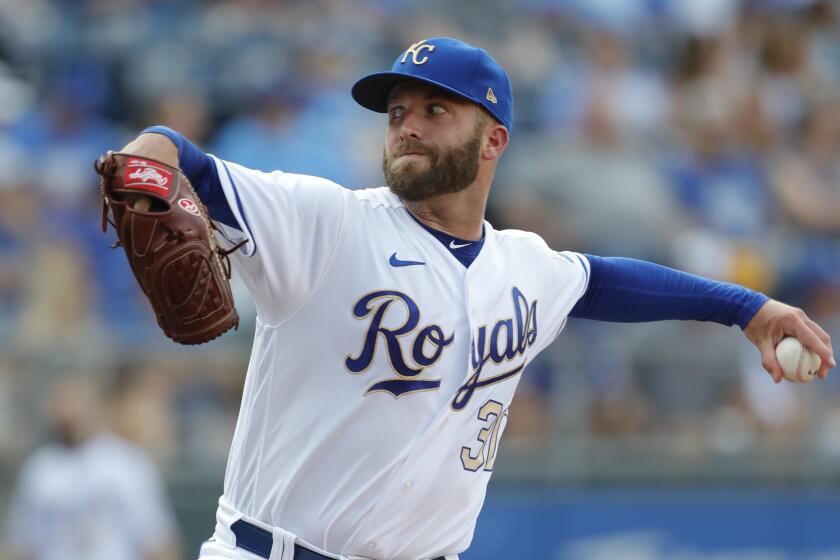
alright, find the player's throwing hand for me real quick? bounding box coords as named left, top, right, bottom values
left=744, top=299, right=835, bottom=383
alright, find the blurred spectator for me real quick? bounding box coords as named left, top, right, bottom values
left=539, top=30, right=670, bottom=141
left=666, top=0, right=741, bottom=36
left=803, top=1, right=840, bottom=90
left=670, top=33, right=762, bottom=149
left=754, top=17, right=813, bottom=142
left=0, top=136, right=35, bottom=341
left=0, top=62, right=33, bottom=126
left=771, top=97, right=840, bottom=233
left=142, top=90, right=213, bottom=147
left=1, top=374, right=180, bottom=560
left=770, top=97, right=840, bottom=293
left=110, top=361, right=179, bottom=465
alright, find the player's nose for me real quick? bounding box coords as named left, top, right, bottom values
left=397, top=111, right=423, bottom=142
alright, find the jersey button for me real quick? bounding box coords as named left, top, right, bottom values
left=367, top=541, right=378, bottom=550
left=403, top=480, right=414, bottom=492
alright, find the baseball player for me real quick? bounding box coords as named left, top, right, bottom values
left=116, top=38, right=834, bottom=560
left=2, top=375, right=179, bottom=560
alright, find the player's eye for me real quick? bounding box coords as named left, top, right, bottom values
left=429, top=104, right=447, bottom=115
left=388, top=106, right=405, bottom=121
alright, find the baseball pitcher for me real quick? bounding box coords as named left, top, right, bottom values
left=97, top=38, right=835, bottom=560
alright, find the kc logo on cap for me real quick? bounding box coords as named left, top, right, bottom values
left=351, top=37, right=514, bottom=133
left=401, top=40, right=436, bottom=66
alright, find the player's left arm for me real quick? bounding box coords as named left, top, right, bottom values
left=569, top=255, right=835, bottom=382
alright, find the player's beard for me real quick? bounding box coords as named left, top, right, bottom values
left=382, top=129, right=481, bottom=202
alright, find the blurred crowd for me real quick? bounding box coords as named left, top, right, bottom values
left=0, top=0, right=840, bottom=493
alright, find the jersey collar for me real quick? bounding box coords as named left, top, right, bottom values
left=404, top=208, right=485, bottom=268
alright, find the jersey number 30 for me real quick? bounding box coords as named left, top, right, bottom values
left=460, top=399, right=509, bottom=472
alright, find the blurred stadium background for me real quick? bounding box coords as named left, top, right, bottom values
left=1, top=0, right=839, bottom=558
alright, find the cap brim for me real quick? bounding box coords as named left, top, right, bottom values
left=351, top=72, right=476, bottom=114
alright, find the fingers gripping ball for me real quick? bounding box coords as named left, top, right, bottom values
left=775, top=336, right=822, bottom=383
left=95, top=152, right=241, bottom=344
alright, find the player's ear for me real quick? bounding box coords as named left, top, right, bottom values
left=482, top=123, right=509, bottom=161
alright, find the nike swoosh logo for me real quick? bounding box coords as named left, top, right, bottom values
left=389, top=252, right=426, bottom=267
left=449, top=241, right=472, bottom=249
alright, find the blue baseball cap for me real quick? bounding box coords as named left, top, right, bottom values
left=352, top=37, right=513, bottom=133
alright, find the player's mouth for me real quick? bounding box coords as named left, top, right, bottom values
left=395, top=151, right=430, bottom=162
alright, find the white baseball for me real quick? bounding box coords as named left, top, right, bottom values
left=775, top=336, right=822, bottom=383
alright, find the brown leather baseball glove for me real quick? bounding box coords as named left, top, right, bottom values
left=95, top=152, right=240, bottom=344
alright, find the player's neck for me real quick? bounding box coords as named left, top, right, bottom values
left=402, top=183, right=488, bottom=241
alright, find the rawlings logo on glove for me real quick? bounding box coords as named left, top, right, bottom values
left=124, top=159, right=173, bottom=193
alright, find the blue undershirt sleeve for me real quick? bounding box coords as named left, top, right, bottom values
left=141, top=125, right=238, bottom=229
left=569, top=255, right=769, bottom=329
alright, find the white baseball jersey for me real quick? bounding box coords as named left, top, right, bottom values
left=203, top=156, right=590, bottom=560
left=4, top=432, right=177, bottom=560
